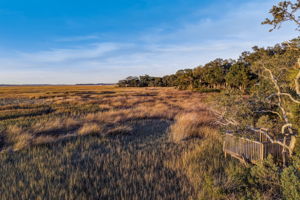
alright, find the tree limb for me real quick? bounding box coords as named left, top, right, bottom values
left=279, top=93, right=300, bottom=104
left=254, top=110, right=283, bottom=119
left=262, top=65, right=294, bottom=134
left=281, top=123, right=293, bottom=134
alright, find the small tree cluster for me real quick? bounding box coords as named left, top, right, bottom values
left=117, top=75, right=177, bottom=87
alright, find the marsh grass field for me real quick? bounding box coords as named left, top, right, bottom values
left=0, top=85, right=235, bottom=200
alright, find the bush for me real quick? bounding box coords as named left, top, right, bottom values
left=281, top=166, right=300, bottom=200
left=194, top=88, right=221, bottom=93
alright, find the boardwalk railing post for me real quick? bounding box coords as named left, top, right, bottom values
left=260, top=143, right=264, bottom=160
left=259, top=129, right=263, bottom=142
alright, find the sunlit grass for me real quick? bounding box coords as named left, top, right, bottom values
left=0, top=85, right=224, bottom=199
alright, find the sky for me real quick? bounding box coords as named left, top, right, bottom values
left=0, top=0, right=298, bottom=84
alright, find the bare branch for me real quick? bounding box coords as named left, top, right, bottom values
left=257, top=64, right=295, bottom=137
left=266, top=93, right=278, bottom=100
left=281, top=123, right=293, bottom=134
left=254, top=110, right=283, bottom=119
left=268, top=92, right=300, bottom=104
left=209, top=108, right=240, bottom=126
left=279, top=93, right=300, bottom=103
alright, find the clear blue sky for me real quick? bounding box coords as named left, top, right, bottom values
left=0, top=0, right=298, bottom=84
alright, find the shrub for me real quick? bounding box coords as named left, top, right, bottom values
left=281, top=166, right=300, bottom=200
left=249, top=156, right=282, bottom=199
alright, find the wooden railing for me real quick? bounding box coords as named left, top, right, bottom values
left=223, top=134, right=283, bottom=163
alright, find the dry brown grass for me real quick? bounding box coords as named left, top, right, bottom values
left=0, top=85, right=226, bottom=200
left=106, top=124, right=133, bottom=136
left=78, top=123, right=102, bottom=135
left=31, top=118, right=80, bottom=134
left=169, top=111, right=216, bottom=142
left=0, top=85, right=215, bottom=151
left=32, top=135, right=57, bottom=145
left=5, top=125, right=33, bottom=150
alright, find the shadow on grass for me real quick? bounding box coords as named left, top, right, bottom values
left=0, top=107, right=53, bottom=121
left=0, top=119, right=194, bottom=200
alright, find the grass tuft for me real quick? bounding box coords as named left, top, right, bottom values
left=78, top=123, right=102, bottom=135
left=169, top=111, right=215, bottom=142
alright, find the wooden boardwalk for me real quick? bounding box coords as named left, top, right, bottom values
left=223, top=133, right=283, bottom=163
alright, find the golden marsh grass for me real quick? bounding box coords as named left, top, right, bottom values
left=0, top=85, right=229, bottom=200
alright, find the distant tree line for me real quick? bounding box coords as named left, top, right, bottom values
left=118, top=38, right=299, bottom=94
